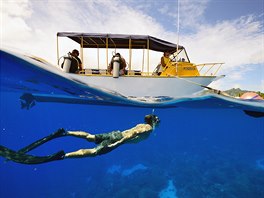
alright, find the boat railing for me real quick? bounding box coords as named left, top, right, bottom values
left=194, top=63, right=224, bottom=76
left=149, top=62, right=224, bottom=77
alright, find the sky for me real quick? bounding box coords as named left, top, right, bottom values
left=1, top=0, right=264, bottom=92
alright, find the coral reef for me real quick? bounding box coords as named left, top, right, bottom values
left=256, top=158, right=264, bottom=170
left=107, top=163, right=148, bottom=177
left=159, top=179, right=178, bottom=198
left=82, top=152, right=264, bottom=197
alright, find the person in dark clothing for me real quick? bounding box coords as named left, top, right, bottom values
left=0, top=114, right=160, bottom=164
left=69, top=49, right=83, bottom=73
left=108, top=53, right=127, bottom=75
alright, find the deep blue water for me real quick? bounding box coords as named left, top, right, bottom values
left=1, top=91, right=264, bottom=198
left=0, top=50, right=264, bottom=198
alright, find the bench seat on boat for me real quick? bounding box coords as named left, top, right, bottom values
left=84, top=69, right=107, bottom=75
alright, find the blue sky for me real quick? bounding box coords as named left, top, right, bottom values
left=1, top=0, right=264, bottom=91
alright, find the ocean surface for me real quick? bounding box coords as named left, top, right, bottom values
left=1, top=50, right=264, bottom=198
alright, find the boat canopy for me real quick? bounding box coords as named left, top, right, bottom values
left=57, top=32, right=183, bottom=52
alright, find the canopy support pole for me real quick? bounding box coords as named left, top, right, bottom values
left=81, top=37, right=84, bottom=68
left=176, top=0, right=180, bottom=75
left=129, top=38, right=132, bottom=73
left=142, top=48, right=145, bottom=72
left=147, top=38, right=150, bottom=75
left=97, top=48, right=100, bottom=69
left=106, top=37, right=108, bottom=71
left=56, top=35, right=59, bottom=63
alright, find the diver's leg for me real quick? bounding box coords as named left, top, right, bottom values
left=67, top=131, right=95, bottom=142
left=64, top=148, right=97, bottom=158
left=18, top=128, right=67, bottom=154
left=0, top=145, right=65, bottom=164
left=65, top=138, right=120, bottom=159
left=60, top=131, right=124, bottom=159
left=66, top=131, right=121, bottom=143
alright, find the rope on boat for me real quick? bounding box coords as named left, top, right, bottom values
left=175, top=76, right=229, bottom=97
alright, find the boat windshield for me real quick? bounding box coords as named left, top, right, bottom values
left=171, top=48, right=190, bottom=63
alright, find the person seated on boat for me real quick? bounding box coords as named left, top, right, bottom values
left=0, top=114, right=160, bottom=164
left=161, top=51, right=173, bottom=69
left=108, top=53, right=127, bottom=75
left=155, top=51, right=174, bottom=76
left=69, top=49, right=83, bottom=73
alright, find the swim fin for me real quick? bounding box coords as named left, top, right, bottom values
left=0, top=145, right=65, bottom=164
left=18, top=128, right=67, bottom=154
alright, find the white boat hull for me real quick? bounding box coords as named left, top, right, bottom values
left=66, top=74, right=220, bottom=98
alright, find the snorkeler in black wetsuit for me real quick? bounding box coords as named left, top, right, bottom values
left=0, top=115, right=160, bottom=164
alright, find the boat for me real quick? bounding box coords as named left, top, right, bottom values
left=56, top=32, right=224, bottom=99
left=1, top=33, right=225, bottom=100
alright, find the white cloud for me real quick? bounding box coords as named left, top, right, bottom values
left=2, top=0, right=166, bottom=61
left=1, top=0, right=33, bottom=46
left=158, top=4, right=170, bottom=15
left=2, top=0, right=32, bottom=18
left=184, top=15, right=263, bottom=65
left=179, top=14, right=264, bottom=91
left=179, top=0, right=209, bottom=28
left=157, top=0, right=209, bottom=29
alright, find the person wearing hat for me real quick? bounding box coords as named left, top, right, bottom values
left=0, top=115, right=160, bottom=164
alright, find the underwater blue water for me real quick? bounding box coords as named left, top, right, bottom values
left=1, top=91, right=264, bottom=198
left=0, top=50, right=264, bottom=198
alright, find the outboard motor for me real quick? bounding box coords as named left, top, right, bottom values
left=112, top=55, right=120, bottom=78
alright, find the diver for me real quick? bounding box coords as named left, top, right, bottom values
left=0, top=114, right=160, bottom=164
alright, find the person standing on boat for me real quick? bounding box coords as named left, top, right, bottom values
left=69, top=49, right=83, bottom=73
left=0, top=114, right=160, bottom=164
left=108, top=53, right=127, bottom=75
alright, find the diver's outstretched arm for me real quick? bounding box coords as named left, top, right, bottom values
left=18, top=128, right=67, bottom=154
left=0, top=145, right=65, bottom=164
